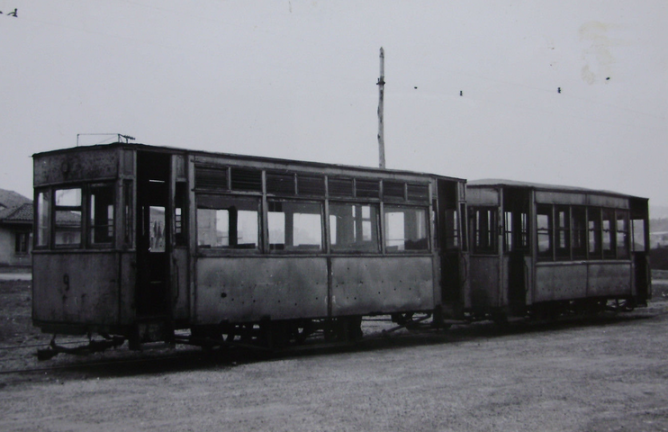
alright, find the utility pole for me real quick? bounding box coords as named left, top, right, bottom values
left=377, top=47, right=386, bottom=169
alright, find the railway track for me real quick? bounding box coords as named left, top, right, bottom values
left=2, top=307, right=666, bottom=378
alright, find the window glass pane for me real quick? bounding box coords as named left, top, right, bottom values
left=444, top=209, right=459, bottom=249
left=571, top=207, right=587, bottom=259
left=330, top=202, right=379, bottom=252
left=149, top=206, right=166, bottom=251
left=473, top=207, right=496, bottom=254
left=602, top=209, right=615, bottom=258
left=55, top=188, right=81, bottom=206
left=588, top=208, right=601, bottom=258
left=536, top=206, right=552, bottom=259
left=54, top=188, right=82, bottom=246
left=36, top=191, right=50, bottom=247
left=197, top=195, right=259, bottom=249
left=268, top=201, right=322, bottom=251
left=384, top=206, right=429, bottom=252
left=89, top=184, right=114, bottom=244
left=174, top=182, right=187, bottom=246
left=616, top=211, right=629, bottom=259
left=556, top=207, right=570, bottom=259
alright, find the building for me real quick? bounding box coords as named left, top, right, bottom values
left=0, top=189, right=33, bottom=267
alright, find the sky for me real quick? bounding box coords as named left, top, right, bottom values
left=1, top=0, right=667, bottom=208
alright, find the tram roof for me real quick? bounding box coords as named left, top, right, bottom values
left=468, top=179, right=647, bottom=201
left=34, top=142, right=465, bottom=183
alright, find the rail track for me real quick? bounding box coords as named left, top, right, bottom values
left=2, top=307, right=666, bottom=378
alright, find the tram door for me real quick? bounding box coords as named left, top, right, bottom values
left=503, top=188, right=530, bottom=314
left=135, top=152, right=172, bottom=320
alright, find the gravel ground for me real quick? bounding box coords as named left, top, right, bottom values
left=1, top=280, right=668, bottom=431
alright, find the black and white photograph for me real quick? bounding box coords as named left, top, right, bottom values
left=0, top=1, right=667, bottom=430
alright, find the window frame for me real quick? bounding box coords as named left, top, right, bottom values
left=267, top=198, right=325, bottom=253
left=329, top=201, right=381, bottom=254
left=383, top=204, right=431, bottom=253
left=195, top=193, right=262, bottom=254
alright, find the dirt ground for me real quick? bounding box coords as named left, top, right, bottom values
left=1, top=278, right=668, bottom=431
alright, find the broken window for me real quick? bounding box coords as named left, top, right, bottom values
left=89, top=184, right=115, bottom=245
left=268, top=200, right=323, bottom=251
left=384, top=206, right=429, bottom=252
left=54, top=188, right=82, bottom=246
left=197, top=195, right=259, bottom=250
left=329, top=202, right=379, bottom=252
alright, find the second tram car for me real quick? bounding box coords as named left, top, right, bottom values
left=466, top=179, right=651, bottom=320
left=32, top=143, right=468, bottom=348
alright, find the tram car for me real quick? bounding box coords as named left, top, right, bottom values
left=32, top=143, right=468, bottom=350
left=466, top=179, right=651, bottom=321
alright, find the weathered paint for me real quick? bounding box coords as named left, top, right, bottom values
left=534, top=261, right=632, bottom=301
left=195, top=257, right=328, bottom=323
left=534, top=263, right=587, bottom=302
left=331, top=256, right=434, bottom=316
left=467, top=188, right=499, bottom=206
left=469, top=256, right=501, bottom=309
left=33, top=252, right=120, bottom=325
left=34, top=148, right=119, bottom=186
left=588, top=262, right=632, bottom=297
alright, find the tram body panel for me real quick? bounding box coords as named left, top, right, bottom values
left=330, top=256, right=434, bottom=316
left=587, top=262, right=633, bottom=297
left=469, top=255, right=502, bottom=309
left=194, top=257, right=328, bottom=323
left=33, top=252, right=121, bottom=328
left=534, top=263, right=588, bottom=302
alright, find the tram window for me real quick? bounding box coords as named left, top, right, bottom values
left=268, top=201, right=323, bottom=251
left=443, top=209, right=459, bottom=249
left=149, top=206, right=166, bottom=252
left=54, top=188, right=82, bottom=246
left=588, top=208, right=601, bottom=258
left=174, top=182, right=187, bottom=246
left=555, top=206, right=570, bottom=259
left=536, top=206, right=552, bottom=260
left=384, top=206, right=428, bottom=252
left=571, top=207, right=587, bottom=259
left=602, top=209, right=615, bottom=259
left=89, top=184, right=114, bottom=245
left=36, top=190, right=50, bottom=247
left=616, top=210, right=630, bottom=259
left=297, top=174, right=325, bottom=197
left=124, top=180, right=133, bottom=246
left=329, top=203, right=379, bottom=252
left=472, top=207, right=496, bottom=254
left=196, top=195, right=259, bottom=250
left=504, top=211, right=512, bottom=252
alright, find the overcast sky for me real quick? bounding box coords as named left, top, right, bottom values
left=1, top=1, right=666, bottom=207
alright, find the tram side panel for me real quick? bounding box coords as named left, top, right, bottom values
left=331, top=256, right=434, bottom=316
left=194, top=257, right=328, bottom=323
left=33, top=253, right=122, bottom=331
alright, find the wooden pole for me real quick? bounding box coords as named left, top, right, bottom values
left=377, top=47, right=386, bottom=169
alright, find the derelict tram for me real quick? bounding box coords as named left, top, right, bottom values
left=32, top=143, right=468, bottom=348
left=31, top=143, right=652, bottom=354
left=466, top=179, right=651, bottom=319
